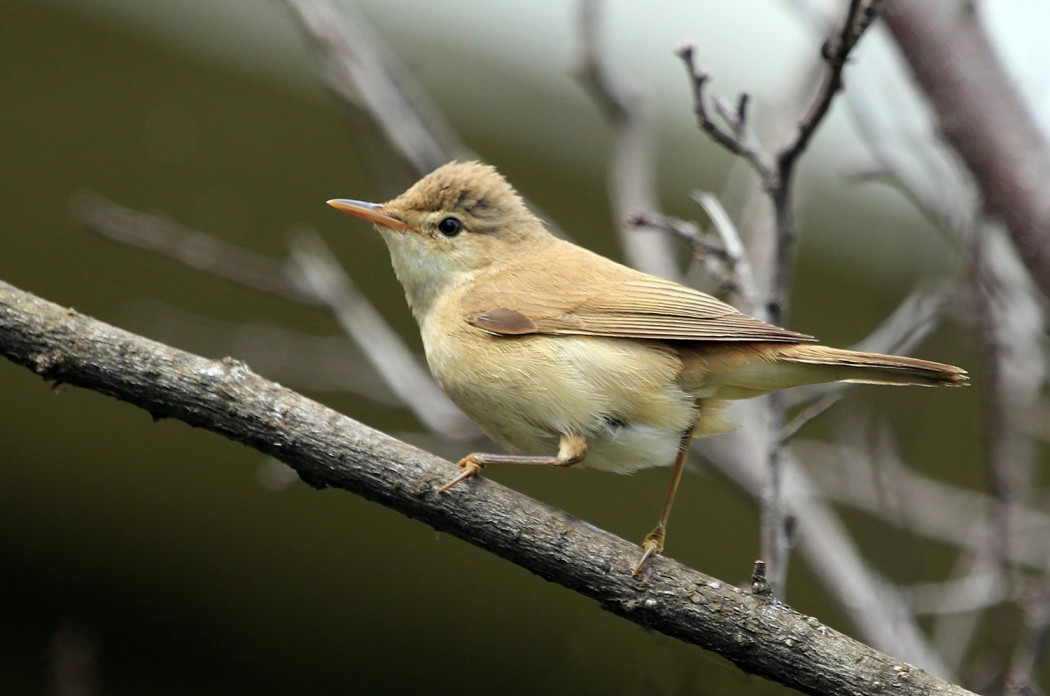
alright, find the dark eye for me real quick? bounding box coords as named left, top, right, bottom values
left=437, top=216, right=462, bottom=237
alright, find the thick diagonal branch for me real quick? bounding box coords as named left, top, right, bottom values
left=0, top=278, right=974, bottom=696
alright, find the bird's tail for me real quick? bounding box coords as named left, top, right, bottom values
left=773, top=344, right=968, bottom=387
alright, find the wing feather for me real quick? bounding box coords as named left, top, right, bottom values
left=462, top=241, right=814, bottom=343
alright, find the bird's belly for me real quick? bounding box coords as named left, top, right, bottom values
left=421, top=327, right=697, bottom=474
left=576, top=421, right=685, bottom=473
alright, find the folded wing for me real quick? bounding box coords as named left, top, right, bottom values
left=462, top=241, right=813, bottom=344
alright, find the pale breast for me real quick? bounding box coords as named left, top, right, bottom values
left=420, top=305, right=698, bottom=473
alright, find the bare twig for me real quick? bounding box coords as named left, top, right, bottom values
left=691, top=190, right=761, bottom=311
left=285, top=0, right=565, bottom=241
left=674, top=43, right=774, bottom=186
left=796, top=438, right=1050, bottom=573
left=628, top=211, right=738, bottom=292
left=779, top=0, right=881, bottom=177
left=966, top=227, right=1045, bottom=685
left=73, top=193, right=321, bottom=306
left=287, top=231, right=476, bottom=436
left=0, top=278, right=977, bottom=696
left=129, top=300, right=400, bottom=402
left=676, top=2, right=880, bottom=595
left=283, top=0, right=466, bottom=174
left=73, top=193, right=472, bottom=435
left=1008, top=580, right=1050, bottom=693
left=699, top=412, right=954, bottom=677
left=847, top=282, right=952, bottom=356
left=929, top=547, right=1006, bottom=673
left=882, top=0, right=1050, bottom=300
left=573, top=0, right=629, bottom=123
left=573, top=0, right=679, bottom=279
left=778, top=392, right=845, bottom=443
left=770, top=0, right=878, bottom=323
left=628, top=211, right=701, bottom=246
left=629, top=193, right=761, bottom=310
left=906, top=565, right=1011, bottom=616
left=780, top=282, right=954, bottom=410
left=846, top=24, right=1048, bottom=681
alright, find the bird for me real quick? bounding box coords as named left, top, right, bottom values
left=327, top=160, right=967, bottom=575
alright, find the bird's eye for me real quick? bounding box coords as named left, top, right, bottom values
left=437, top=216, right=463, bottom=237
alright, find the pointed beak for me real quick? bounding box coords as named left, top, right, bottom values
left=326, top=199, right=409, bottom=231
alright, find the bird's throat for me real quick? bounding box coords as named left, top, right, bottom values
left=379, top=229, right=461, bottom=325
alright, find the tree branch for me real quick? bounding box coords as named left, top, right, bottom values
left=882, top=0, right=1050, bottom=300
left=572, top=0, right=680, bottom=280
left=283, top=0, right=466, bottom=174
left=73, top=193, right=472, bottom=436
left=0, top=278, right=976, bottom=696
left=675, top=2, right=880, bottom=596
left=779, top=0, right=880, bottom=177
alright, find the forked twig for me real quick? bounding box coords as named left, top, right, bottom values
left=675, top=0, right=881, bottom=594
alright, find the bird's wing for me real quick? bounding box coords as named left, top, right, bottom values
left=461, top=242, right=814, bottom=343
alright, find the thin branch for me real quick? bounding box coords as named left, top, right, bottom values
left=628, top=211, right=701, bottom=246
left=763, top=392, right=791, bottom=596
left=573, top=0, right=629, bottom=123
left=285, top=0, right=565, bottom=236
left=767, top=0, right=879, bottom=327
left=73, top=193, right=472, bottom=436
left=286, top=231, right=476, bottom=436
left=847, top=282, right=952, bottom=356
left=780, top=282, right=954, bottom=409
left=699, top=415, right=954, bottom=677
left=678, top=0, right=879, bottom=319
left=677, top=3, right=880, bottom=595
left=283, top=0, right=466, bottom=174
left=778, top=0, right=881, bottom=176
left=128, top=299, right=400, bottom=402
left=930, top=545, right=1005, bottom=673
left=846, top=28, right=1049, bottom=680
left=573, top=0, right=679, bottom=279
left=796, top=438, right=1050, bottom=573
left=629, top=194, right=761, bottom=311
left=674, top=43, right=774, bottom=186
left=905, top=568, right=1012, bottom=616
left=969, top=233, right=1021, bottom=595
left=966, top=227, right=1046, bottom=684
left=779, top=392, right=845, bottom=443
left=0, top=278, right=976, bottom=696
left=72, top=193, right=320, bottom=306
left=1008, top=579, right=1050, bottom=693
left=691, top=190, right=761, bottom=311
left=882, top=0, right=1050, bottom=300
left=628, top=211, right=738, bottom=293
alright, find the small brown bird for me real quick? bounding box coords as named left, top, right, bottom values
left=328, top=161, right=966, bottom=574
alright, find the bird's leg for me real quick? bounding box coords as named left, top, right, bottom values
left=437, top=430, right=587, bottom=493
left=633, top=415, right=698, bottom=576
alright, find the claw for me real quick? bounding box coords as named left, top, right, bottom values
left=632, top=526, right=666, bottom=576
left=437, top=456, right=484, bottom=493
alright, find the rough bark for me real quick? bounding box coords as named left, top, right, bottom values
left=0, top=279, right=975, bottom=696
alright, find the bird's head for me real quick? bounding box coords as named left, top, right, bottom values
left=328, top=161, right=548, bottom=319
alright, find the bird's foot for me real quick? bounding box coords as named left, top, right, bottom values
left=632, top=526, right=666, bottom=576
left=437, top=455, right=484, bottom=493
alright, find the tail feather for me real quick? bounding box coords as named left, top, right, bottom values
left=776, top=345, right=968, bottom=387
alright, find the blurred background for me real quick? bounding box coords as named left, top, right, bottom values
left=2, top=0, right=1046, bottom=694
